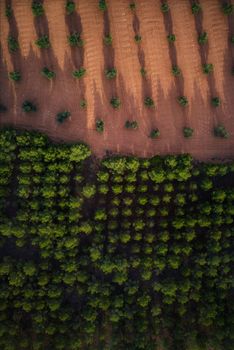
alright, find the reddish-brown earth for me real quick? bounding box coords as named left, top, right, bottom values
left=0, top=0, right=234, bottom=159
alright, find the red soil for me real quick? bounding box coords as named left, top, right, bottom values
left=0, top=0, right=234, bottom=160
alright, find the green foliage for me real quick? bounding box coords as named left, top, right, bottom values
left=177, top=96, right=188, bottom=107
left=96, top=119, right=104, bottom=133
left=103, top=35, right=112, bottom=45
left=35, top=35, right=50, bottom=49
left=22, top=101, right=37, bottom=113
left=5, top=4, right=13, bottom=18
left=191, top=2, right=201, bottom=14
left=68, top=32, right=84, bottom=47
left=150, top=129, right=160, bottom=139
left=105, top=68, right=117, bottom=79
left=8, top=36, right=19, bottom=53
left=140, top=67, right=147, bottom=77
left=72, top=68, right=86, bottom=79
left=183, top=127, right=194, bottom=138
left=198, top=32, right=208, bottom=44
left=134, top=35, right=142, bottom=43
left=80, top=99, right=87, bottom=109
left=221, top=3, right=233, bottom=15
left=110, top=97, right=121, bottom=109
left=211, top=97, right=221, bottom=107
left=202, top=63, right=213, bottom=74
left=99, top=0, right=107, bottom=11
left=41, top=67, right=56, bottom=80
left=167, top=34, right=176, bottom=42
left=172, top=66, right=181, bottom=76
left=161, top=3, right=170, bottom=13
left=125, top=120, right=138, bottom=130
left=0, top=128, right=233, bottom=350
left=66, top=1, right=75, bottom=15
left=56, top=111, right=71, bottom=123
left=9, top=71, right=21, bottom=82
left=231, top=36, right=234, bottom=44
left=31, top=1, right=44, bottom=17
left=129, top=3, right=136, bottom=10
left=144, top=97, right=155, bottom=108
left=214, top=125, right=229, bottom=139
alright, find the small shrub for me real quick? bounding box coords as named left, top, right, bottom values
left=191, top=2, right=201, bottom=14
left=198, top=32, right=208, bottom=45
left=129, top=3, right=136, bottom=10
left=80, top=100, right=87, bottom=109
left=9, top=71, right=21, bottom=82
left=135, top=35, right=142, bottom=43
left=56, top=111, right=71, bottom=123
left=140, top=68, right=147, bottom=77
left=41, top=67, right=55, bottom=80
left=8, top=36, right=19, bottom=52
left=231, top=36, right=234, bottom=44
left=211, top=97, right=221, bottom=107
left=177, top=96, right=188, bottom=107
left=125, top=120, right=138, bottom=129
left=202, top=63, right=213, bottom=74
left=172, top=66, right=181, bottom=76
left=167, top=34, right=176, bottom=42
left=144, top=97, right=155, bottom=108
left=72, top=68, right=86, bottom=79
left=31, top=1, right=44, bottom=17
left=99, top=0, right=107, bottom=11
left=150, top=129, right=160, bottom=139
left=22, top=101, right=37, bottom=113
left=105, top=68, right=117, bottom=79
left=35, top=35, right=50, bottom=49
left=66, top=1, right=75, bottom=15
left=68, top=32, right=84, bottom=47
left=103, top=35, right=112, bottom=46
left=161, top=3, right=169, bottom=13
left=183, top=127, right=194, bottom=138
left=110, top=98, right=121, bottom=109
left=96, top=119, right=104, bottom=133
left=214, top=125, right=229, bottom=138
left=5, top=5, right=13, bottom=18
left=221, top=3, right=233, bottom=15
left=0, top=104, right=7, bottom=113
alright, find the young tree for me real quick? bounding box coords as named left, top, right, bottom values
left=150, top=129, right=160, bottom=139
left=140, top=67, right=147, bottom=77
left=129, top=3, right=136, bottom=10
left=202, top=63, right=213, bottom=74
left=183, top=127, right=194, bottom=138
left=56, top=111, right=71, bottom=123
left=221, top=3, right=233, bottom=15
left=191, top=2, right=201, bottom=14
left=66, top=1, right=76, bottom=15
left=22, top=101, right=37, bottom=112
left=177, top=96, right=188, bottom=107
left=211, top=97, right=221, bottom=107
left=80, top=99, right=87, bottom=109
left=72, top=68, right=86, bottom=79
left=134, top=35, right=142, bottom=43
left=214, top=125, right=229, bottom=138
left=68, top=32, right=84, bottom=47
left=125, top=120, right=138, bottom=129
left=8, top=36, right=19, bottom=52
left=144, top=97, right=155, bottom=108
left=167, top=34, right=176, bottom=42
left=41, top=67, right=56, bottom=80
left=99, top=0, right=107, bottom=11
left=9, top=71, right=21, bottom=82
left=105, top=68, right=117, bottom=79
left=96, top=119, right=104, bottom=133
left=5, top=4, right=13, bottom=18
left=110, top=97, right=121, bottom=109
left=32, top=1, right=44, bottom=16
left=198, top=32, right=208, bottom=44
left=172, top=66, right=181, bottom=76
left=35, top=35, right=51, bottom=49
left=103, top=35, right=112, bottom=45
left=161, top=3, right=170, bottom=13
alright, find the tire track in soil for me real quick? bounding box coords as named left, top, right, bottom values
left=191, top=0, right=221, bottom=127
left=5, top=0, right=22, bottom=71
left=65, top=2, right=86, bottom=115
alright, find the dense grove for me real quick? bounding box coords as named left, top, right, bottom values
left=0, top=128, right=233, bottom=350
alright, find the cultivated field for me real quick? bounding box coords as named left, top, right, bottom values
left=0, top=0, right=234, bottom=159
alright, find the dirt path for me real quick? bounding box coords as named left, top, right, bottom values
left=0, top=0, right=234, bottom=160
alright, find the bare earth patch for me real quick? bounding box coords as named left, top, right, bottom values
left=0, top=0, right=234, bottom=160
